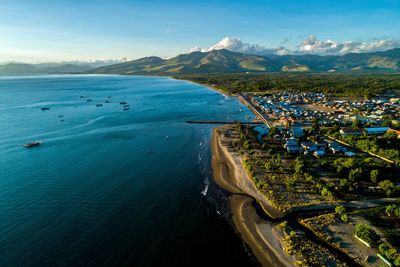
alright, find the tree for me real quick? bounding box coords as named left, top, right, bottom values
left=379, top=180, right=396, bottom=197
left=294, top=157, right=306, bottom=174
left=354, top=224, right=380, bottom=245
left=268, top=126, right=278, bottom=137
left=348, top=168, right=362, bottom=182
left=321, top=187, right=333, bottom=200
left=335, top=205, right=346, bottom=216
left=341, top=214, right=348, bottom=223
left=352, top=118, right=362, bottom=129
left=370, top=169, right=379, bottom=184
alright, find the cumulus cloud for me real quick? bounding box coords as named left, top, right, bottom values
left=191, top=36, right=400, bottom=56
left=191, top=37, right=288, bottom=55
left=297, top=35, right=400, bottom=55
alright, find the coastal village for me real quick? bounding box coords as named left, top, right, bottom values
left=212, top=91, right=400, bottom=267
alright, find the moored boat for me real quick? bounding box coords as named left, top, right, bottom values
left=23, top=141, right=42, bottom=148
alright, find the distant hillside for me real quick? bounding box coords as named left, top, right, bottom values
left=0, top=63, right=93, bottom=75
left=91, top=48, right=400, bottom=75
left=91, top=49, right=274, bottom=75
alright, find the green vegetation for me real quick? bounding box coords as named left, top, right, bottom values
left=179, top=72, right=400, bottom=97
left=328, top=128, right=400, bottom=164
left=354, top=224, right=380, bottom=245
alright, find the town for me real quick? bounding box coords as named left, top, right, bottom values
left=213, top=91, right=400, bottom=266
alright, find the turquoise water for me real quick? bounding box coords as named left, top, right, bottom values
left=0, top=75, right=255, bottom=266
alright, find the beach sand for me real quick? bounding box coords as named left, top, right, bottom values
left=211, top=127, right=295, bottom=267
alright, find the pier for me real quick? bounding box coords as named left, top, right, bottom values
left=186, top=120, right=262, bottom=125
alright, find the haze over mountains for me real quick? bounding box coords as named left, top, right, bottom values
left=1, top=48, right=400, bottom=75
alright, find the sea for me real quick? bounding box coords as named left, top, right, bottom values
left=0, top=75, right=256, bottom=267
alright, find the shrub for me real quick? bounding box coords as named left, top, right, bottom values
left=370, top=169, right=379, bottom=183
left=335, top=205, right=346, bottom=216
left=354, top=224, right=380, bottom=246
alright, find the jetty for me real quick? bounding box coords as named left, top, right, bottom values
left=187, top=120, right=262, bottom=125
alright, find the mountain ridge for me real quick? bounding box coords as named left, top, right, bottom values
left=90, top=48, right=400, bottom=75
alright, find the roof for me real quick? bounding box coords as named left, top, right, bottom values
left=340, top=128, right=364, bottom=134
left=365, top=127, right=390, bottom=133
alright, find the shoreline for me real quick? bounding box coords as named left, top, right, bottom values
left=211, top=127, right=294, bottom=267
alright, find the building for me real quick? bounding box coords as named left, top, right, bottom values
left=291, top=127, right=305, bottom=138
left=365, top=127, right=390, bottom=135
left=339, top=128, right=365, bottom=136
left=313, top=150, right=326, bottom=157
left=285, top=139, right=303, bottom=154
left=345, top=151, right=357, bottom=157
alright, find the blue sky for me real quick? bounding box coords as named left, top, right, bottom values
left=0, top=0, right=399, bottom=62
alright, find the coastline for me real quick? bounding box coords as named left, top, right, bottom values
left=211, top=127, right=295, bottom=267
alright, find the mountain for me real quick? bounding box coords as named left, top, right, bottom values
left=91, top=48, right=400, bottom=75
left=0, top=63, right=93, bottom=75
left=92, top=49, right=273, bottom=75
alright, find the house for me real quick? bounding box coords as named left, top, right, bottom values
left=345, top=151, right=357, bottom=157
left=285, top=139, right=303, bottom=154
left=313, top=150, right=326, bottom=157
left=291, top=127, right=305, bottom=138
left=339, top=128, right=364, bottom=136
left=301, top=141, right=318, bottom=153
left=365, top=127, right=390, bottom=135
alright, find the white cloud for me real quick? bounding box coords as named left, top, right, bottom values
left=191, top=37, right=287, bottom=55
left=297, top=35, right=400, bottom=55
left=191, top=36, right=400, bottom=56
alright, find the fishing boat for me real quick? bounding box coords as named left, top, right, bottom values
left=23, top=141, right=42, bottom=148
left=41, top=107, right=50, bottom=111
left=96, top=104, right=102, bottom=107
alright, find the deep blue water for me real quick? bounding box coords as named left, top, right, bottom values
left=0, top=75, right=256, bottom=267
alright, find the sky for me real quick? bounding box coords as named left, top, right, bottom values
left=0, top=0, right=399, bottom=63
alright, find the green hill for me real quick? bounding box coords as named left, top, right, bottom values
left=91, top=48, right=400, bottom=75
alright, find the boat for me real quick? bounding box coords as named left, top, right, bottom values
left=58, top=115, right=64, bottom=118
left=41, top=107, right=50, bottom=111
left=107, top=96, right=112, bottom=98
left=123, top=107, right=130, bottom=111
left=80, top=96, right=85, bottom=98
left=87, top=99, right=92, bottom=102
left=147, top=150, right=154, bottom=154
left=120, top=101, right=128, bottom=105
left=105, top=100, right=111, bottom=103
left=96, top=104, right=102, bottom=107
left=165, top=136, right=170, bottom=140
left=23, top=141, right=42, bottom=148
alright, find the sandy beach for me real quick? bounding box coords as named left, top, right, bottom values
left=211, top=127, right=295, bottom=267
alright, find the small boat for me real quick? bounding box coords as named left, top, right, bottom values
left=165, top=136, right=170, bottom=140
left=41, top=107, right=50, bottom=111
left=23, top=141, right=42, bottom=148
left=96, top=104, right=102, bottom=107
left=60, top=119, right=65, bottom=122
left=147, top=150, right=154, bottom=154
left=120, top=101, right=128, bottom=105
left=123, top=108, right=130, bottom=111
left=107, top=96, right=112, bottom=98
left=58, top=115, right=64, bottom=118
left=87, top=99, right=92, bottom=102
left=105, top=100, right=111, bottom=103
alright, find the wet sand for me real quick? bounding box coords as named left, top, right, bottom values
left=211, top=127, right=295, bottom=267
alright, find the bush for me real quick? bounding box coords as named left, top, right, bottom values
left=379, top=180, right=397, bottom=197
left=335, top=205, right=346, bottom=216
left=354, top=224, right=380, bottom=246
left=340, top=214, right=348, bottom=223
left=370, top=169, right=379, bottom=184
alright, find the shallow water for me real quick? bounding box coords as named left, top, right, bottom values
left=0, top=75, right=256, bottom=266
